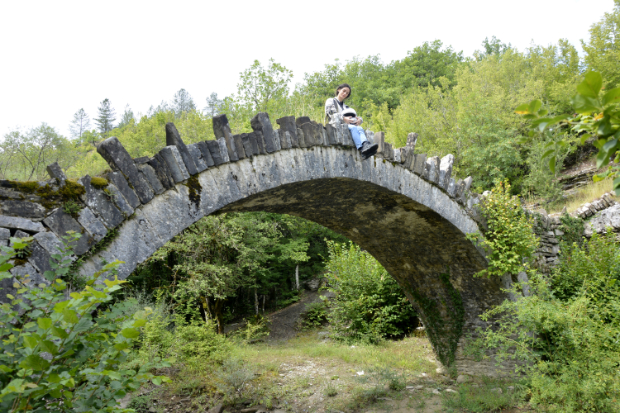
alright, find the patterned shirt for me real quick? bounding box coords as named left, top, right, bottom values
left=324, top=97, right=363, bottom=125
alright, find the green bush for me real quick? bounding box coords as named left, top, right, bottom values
left=324, top=241, right=417, bottom=344
left=479, top=232, right=620, bottom=412
left=0, top=235, right=168, bottom=413
left=300, top=301, right=328, bottom=330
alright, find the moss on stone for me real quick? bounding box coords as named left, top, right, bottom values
left=90, top=177, right=109, bottom=189
left=185, top=175, right=202, bottom=208
left=59, top=179, right=86, bottom=199
left=9, top=181, right=39, bottom=193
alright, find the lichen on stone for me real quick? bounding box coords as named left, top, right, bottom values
left=185, top=175, right=202, bottom=208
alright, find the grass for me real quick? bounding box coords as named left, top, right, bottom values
left=442, top=378, right=529, bottom=412
left=549, top=178, right=614, bottom=214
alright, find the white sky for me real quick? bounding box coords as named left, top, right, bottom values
left=0, top=0, right=615, bottom=138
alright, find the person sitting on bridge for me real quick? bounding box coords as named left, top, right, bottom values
left=325, top=83, right=378, bottom=160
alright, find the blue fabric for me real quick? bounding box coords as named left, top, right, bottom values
left=348, top=124, right=367, bottom=149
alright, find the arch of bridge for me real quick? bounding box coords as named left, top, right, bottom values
left=1, top=114, right=511, bottom=373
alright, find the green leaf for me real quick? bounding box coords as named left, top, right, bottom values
left=577, top=72, right=603, bottom=98
left=541, top=149, right=555, bottom=159
left=614, top=177, right=620, bottom=196
left=537, top=109, right=548, bottom=117
left=23, top=335, right=38, bottom=349
left=121, top=328, right=140, bottom=339
left=529, top=100, right=542, bottom=114
left=62, top=309, right=79, bottom=324
left=152, top=377, right=162, bottom=386
left=515, top=103, right=531, bottom=114
left=548, top=156, right=556, bottom=174
left=40, top=340, right=58, bottom=355
left=572, top=94, right=601, bottom=114
left=602, top=87, right=620, bottom=106
left=19, top=354, right=50, bottom=371
left=51, top=326, right=68, bottom=339
left=48, top=373, right=61, bottom=383
left=597, top=117, right=614, bottom=137
left=37, top=318, right=53, bottom=330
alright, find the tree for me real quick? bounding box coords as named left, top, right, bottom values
left=204, top=92, right=223, bottom=117
left=69, top=108, right=91, bottom=140
left=582, top=0, right=620, bottom=89
left=95, top=98, right=116, bottom=137
left=172, top=88, right=196, bottom=117
left=117, top=104, right=135, bottom=128
left=237, top=58, right=293, bottom=112
left=478, top=36, right=512, bottom=58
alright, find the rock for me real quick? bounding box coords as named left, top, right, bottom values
left=78, top=176, right=124, bottom=229
left=46, top=162, right=67, bottom=186
left=187, top=143, right=209, bottom=173
left=0, top=215, right=45, bottom=233
left=0, top=200, right=47, bottom=219
left=374, top=132, right=385, bottom=154
left=456, top=374, right=471, bottom=383
left=77, top=207, right=107, bottom=243
left=212, top=114, right=240, bottom=161
left=207, top=403, right=224, bottom=413
left=42, top=208, right=92, bottom=255
left=147, top=154, right=175, bottom=190
left=413, top=153, right=426, bottom=176
left=206, top=140, right=227, bottom=166
left=584, top=204, right=620, bottom=237
left=406, top=132, right=418, bottom=150
left=159, top=146, right=190, bottom=183
left=445, top=388, right=457, bottom=393
left=276, top=116, right=299, bottom=148
left=33, top=232, right=64, bottom=256
left=438, top=154, right=454, bottom=189
left=0, top=228, right=9, bottom=240
left=105, top=184, right=134, bottom=216
left=137, top=163, right=165, bottom=195
left=239, top=406, right=266, bottom=413
left=107, top=172, right=141, bottom=209
left=96, top=137, right=154, bottom=204
left=217, top=137, right=231, bottom=163
left=165, top=122, right=198, bottom=175
left=490, top=387, right=503, bottom=394
left=195, top=141, right=215, bottom=167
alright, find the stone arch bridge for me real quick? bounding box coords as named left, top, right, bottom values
left=0, top=113, right=520, bottom=374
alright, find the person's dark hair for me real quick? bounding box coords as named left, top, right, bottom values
left=335, top=83, right=351, bottom=99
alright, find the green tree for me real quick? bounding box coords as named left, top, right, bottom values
left=69, top=108, right=91, bottom=141
left=237, top=59, right=293, bottom=112
left=172, top=88, right=196, bottom=117
left=117, top=104, right=135, bottom=128
left=582, top=0, right=620, bottom=89
left=204, top=92, right=223, bottom=117
left=95, top=98, right=116, bottom=138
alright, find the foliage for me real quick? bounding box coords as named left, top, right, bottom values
left=478, top=232, right=620, bottom=412
left=517, top=71, right=620, bottom=195
left=324, top=242, right=417, bottom=344
left=558, top=212, right=585, bottom=248
left=470, top=181, right=539, bottom=278
left=300, top=301, right=328, bottom=330
left=0, top=235, right=168, bottom=413
left=95, top=98, right=116, bottom=137
left=237, top=59, right=293, bottom=113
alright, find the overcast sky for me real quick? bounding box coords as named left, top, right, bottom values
left=0, top=0, right=615, bottom=138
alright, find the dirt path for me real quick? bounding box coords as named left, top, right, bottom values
left=267, top=290, right=332, bottom=342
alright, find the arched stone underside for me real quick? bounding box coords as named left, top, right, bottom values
left=1, top=114, right=514, bottom=375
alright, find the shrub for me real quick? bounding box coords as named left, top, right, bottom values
left=479, top=232, right=620, bottom=412
left=324, top=241, right=417, bottom=344
left=300, top=301, right=328, bottom=330
left=0, top=235, right=168, bottom=413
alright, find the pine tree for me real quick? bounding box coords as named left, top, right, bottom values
left=95, top=98, right=116, bottom=137
left=117, top=104, right=135, bottom=128
left=204, top=92, right=223, bottom=117
left=172, top=88, right=196, bottom=117
left=69, top=108, right=91, bottom=141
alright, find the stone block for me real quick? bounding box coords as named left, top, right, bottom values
left=276, top=116, right=299, bottom=147
left=187, top=143, right=209, bottom=173
left=78, top=175, right=125, bottom=229
left=406, top=132, right=418, bottom=151
left=165, top=122, right=199, bottom=175
left=137, top=163, right=165, bottom=195
left=107, top=172, right=140, bottom=209
left=148, top=154, right=175, bottom=190
left=425, top=156, right=440, bottom=183
left=218, top=137, right=233, bottom=163
left=205, top=140, right=226, bottom=166
left=43, top=208, right=92, bottom=255
left=394, top=148, right=402, bottom=163
left=133, top=156, right=149, bottom=164
left=383, top=143, right=393, bottom=160
left=251, top=113, right=277, bottom=153
left=212, top=114, right=239, bottom=162
left=0, top=215, right=45, bottom=233
left=439, top=154, right=454, bottom=189
left=33, top=232, right=62, bottom=259
left=28, top=240, right=54, bottom=274
left=366, top=130, right=375, bottom=144
left=106, top=183, right=134, bottom=216
left=325, top=124, right=337, bottom=145
left=96, top=136, right=154, bottom=204
left=195, top=141, right=215, bottom=167
left=413, top=154, right=426, bottom=176
left=77, top=207, right=107, bottom=243
left=0, top=228, right=9, bottom=240
left=240, top=133, right=256, bottom=157
left=232, top=134, right=247, bottom=159
left=11, top=230, right=30, bottom=243
left=297, top=127, right=308, bottom=148
left=46, top=162, right=66, bottom=186
left=160, top=146, right=190, bottom=183
left=447, top=178, right=457, bottom=197
left=254, top=130, right=267, bottom=154
left=458, top=176, right=473, bottom=203
left=276, top=129, right=292, bottom=149
left=374, top=132, right=385, bottom=154
left=1, top=200, right=47, bottom=219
